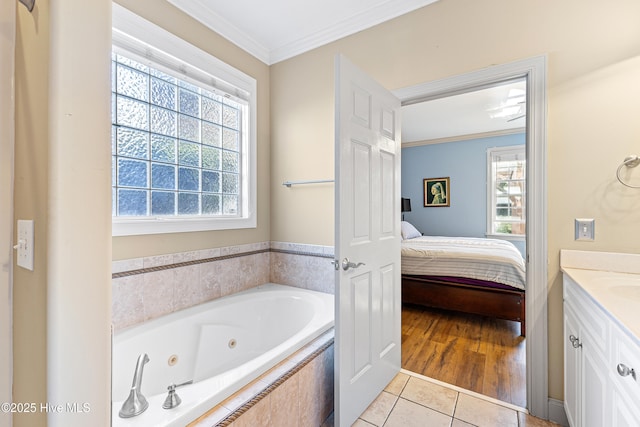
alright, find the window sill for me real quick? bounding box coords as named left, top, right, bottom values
left=485, top=233, right=525, bottom=242
left=113, top=215, right=256, bottom=236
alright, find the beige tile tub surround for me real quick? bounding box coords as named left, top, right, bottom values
left=270, top=241, right=335, bottom=295
left=112, top=241, right=334, bottom=330
left=189, top=330, right=334, bottom=427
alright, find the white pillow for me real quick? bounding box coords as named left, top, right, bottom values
left=401, top=221, right=421, bottom=240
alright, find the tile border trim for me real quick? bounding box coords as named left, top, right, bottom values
left=270, top=248, right=334, bottom=259
left=112, top=247, right=335, bottom=279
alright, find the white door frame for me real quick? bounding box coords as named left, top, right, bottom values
left=393, top=55, right=549, bottom=419
left=0, top=0, right=16, bottom=424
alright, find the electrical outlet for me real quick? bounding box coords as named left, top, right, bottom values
left=575, top=218, right=595, bottom=241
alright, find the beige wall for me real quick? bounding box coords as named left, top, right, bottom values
left=111, top=0, right=271, bottom=260
left=270, top=0, right=640, bottom=402
left=14, top=2, right=50, bottom=425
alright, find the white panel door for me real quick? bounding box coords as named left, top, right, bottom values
left=334, top=54, right=401, bottom=426
left=0, top=0, right=15, bottom=424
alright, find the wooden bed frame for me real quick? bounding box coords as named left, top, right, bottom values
left=402, top=275, right=526, bottom=336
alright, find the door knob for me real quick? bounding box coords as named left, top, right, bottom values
left=341, top=258, right=365, bottom=271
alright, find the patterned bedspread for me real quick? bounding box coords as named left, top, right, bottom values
left=401, top=235, right=526, bottom=290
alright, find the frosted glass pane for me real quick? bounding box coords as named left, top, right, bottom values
left=178, top=193, right=199, bottom=214
left=151, top=78, right=176, bottom=109
left=116, top=55, right=148, bottom=72
left=117, top=96, right=148, bottom=131
left=179, top=141, right=200, bottom=167
left=112, top=53, right=246, bottom=219
left=117, top=127, right=149, bottom=159
left=202, top=122, right=221, bottom=147
left=151, top=135, right=176, bottom=163
left=118, top=189, right=147, bottom=216
left=150, top=106, right=177, bottom=137
left=222, top=151, right=238, bottom=172
left=223, top=195, right=238, bottom=215
left=179, top=88, right=200, bottom=118
left=111, top=93, right=116, bottom=124
left=223, top=105, right=239, bottom=129
left=151, top=163, right=175, bottom=189
left=178, top=167, right=199, bottom=191
left=111, top=156, right=116, bottom=186
left=202, top=171, right=220, bottom=193
left=111, top=125, right=116, bottom=155
left=202, top=97, right=222, bottom=124
left=179, top=114, right=200, bottom=142
left=178, top=80, right=199, bottom=93
left=111, top=61, right=116, bottom=93
left=222, top=128, right=238, bottom=151
left=118, top=159, right=148, bottom=188
left=151, top=191, right=175, bottom=215
left=202, top=90, right=223, bottom=102
left=202, top=194, right=220, bottom=214
left=202, top=146, right=221, bottom=170
left=150, top=68, right=176, bottom=84
left=222, top=172, right=238, bottom=194
left=117, top=64, right=148, bottom=102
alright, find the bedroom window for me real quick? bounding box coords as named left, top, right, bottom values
left=487, top=145, right=526, bottom=237
left=112, top=4, right=256, bottom=236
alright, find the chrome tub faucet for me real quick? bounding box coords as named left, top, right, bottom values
left=119, top=353, right=150, bottom=418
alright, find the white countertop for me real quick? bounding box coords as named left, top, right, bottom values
left=561, top=250, right=640, bottom=344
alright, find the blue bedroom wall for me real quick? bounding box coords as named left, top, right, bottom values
left=401, top=132, right=526, bottom=256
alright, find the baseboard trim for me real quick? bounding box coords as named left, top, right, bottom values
left=548, top=398, right=569, bottom=426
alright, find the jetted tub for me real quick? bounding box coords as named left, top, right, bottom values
left=111, top=283, right=334, bottom=427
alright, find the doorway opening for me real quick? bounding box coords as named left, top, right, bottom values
left=393, top=55, right=549, bottom=419
left=400, top=78, right=527, bottom=407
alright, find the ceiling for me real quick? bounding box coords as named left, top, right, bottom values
left=402, top=80, right=527, bottom=144
left=167, top=0, right=526, bottom=142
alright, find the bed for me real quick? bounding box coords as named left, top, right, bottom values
left=400, top=221, right=527, bottom=336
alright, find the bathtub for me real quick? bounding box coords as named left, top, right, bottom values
left=111, top=283, right=334, bottom=427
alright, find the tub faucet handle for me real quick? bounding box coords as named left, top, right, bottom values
left=162, top=380, right=193, bottom=410
left=119, top=353, right=150, bottom=418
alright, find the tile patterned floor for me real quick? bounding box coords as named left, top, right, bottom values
left=351, top=370, right=561, bottom=427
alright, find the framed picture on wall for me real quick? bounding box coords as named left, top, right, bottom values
left=424, top=177, right=450, bottom=207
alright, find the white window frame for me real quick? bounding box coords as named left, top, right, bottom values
left=486, top=144, right=526, bottom=241
left=112, top=4, right=257, bottom=236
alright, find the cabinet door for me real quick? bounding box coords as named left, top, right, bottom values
left=581, top=336, right=609, bottom=427
left=564, top=303, right=581, bottom=427
left=612, top=385, right=640, bottom=427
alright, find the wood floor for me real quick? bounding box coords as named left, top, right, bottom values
left=401, top=303, right=526, bottom=408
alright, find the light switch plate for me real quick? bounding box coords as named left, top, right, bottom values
left=17, top=219, right=34, bottom=270
left=575, top=218, right=595, bottom=241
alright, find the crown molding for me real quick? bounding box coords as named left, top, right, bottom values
left=402, top=127, right=526, bottom=148
left=269, top=0, right=439, bottom=64
left=167, top=0, right=271, bottom=64
left=169, top=0, right=438, bottom=65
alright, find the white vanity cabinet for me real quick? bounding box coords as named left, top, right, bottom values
left=563, top=275, right=609, bottom=427
left=610, top=320, right=640, bottom=426
left=563, top=273, right=640, bottom=427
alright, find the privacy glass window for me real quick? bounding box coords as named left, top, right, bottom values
left=487, top=146, right=526, bottom=236
left=111, top=53, right=244, bottom=218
